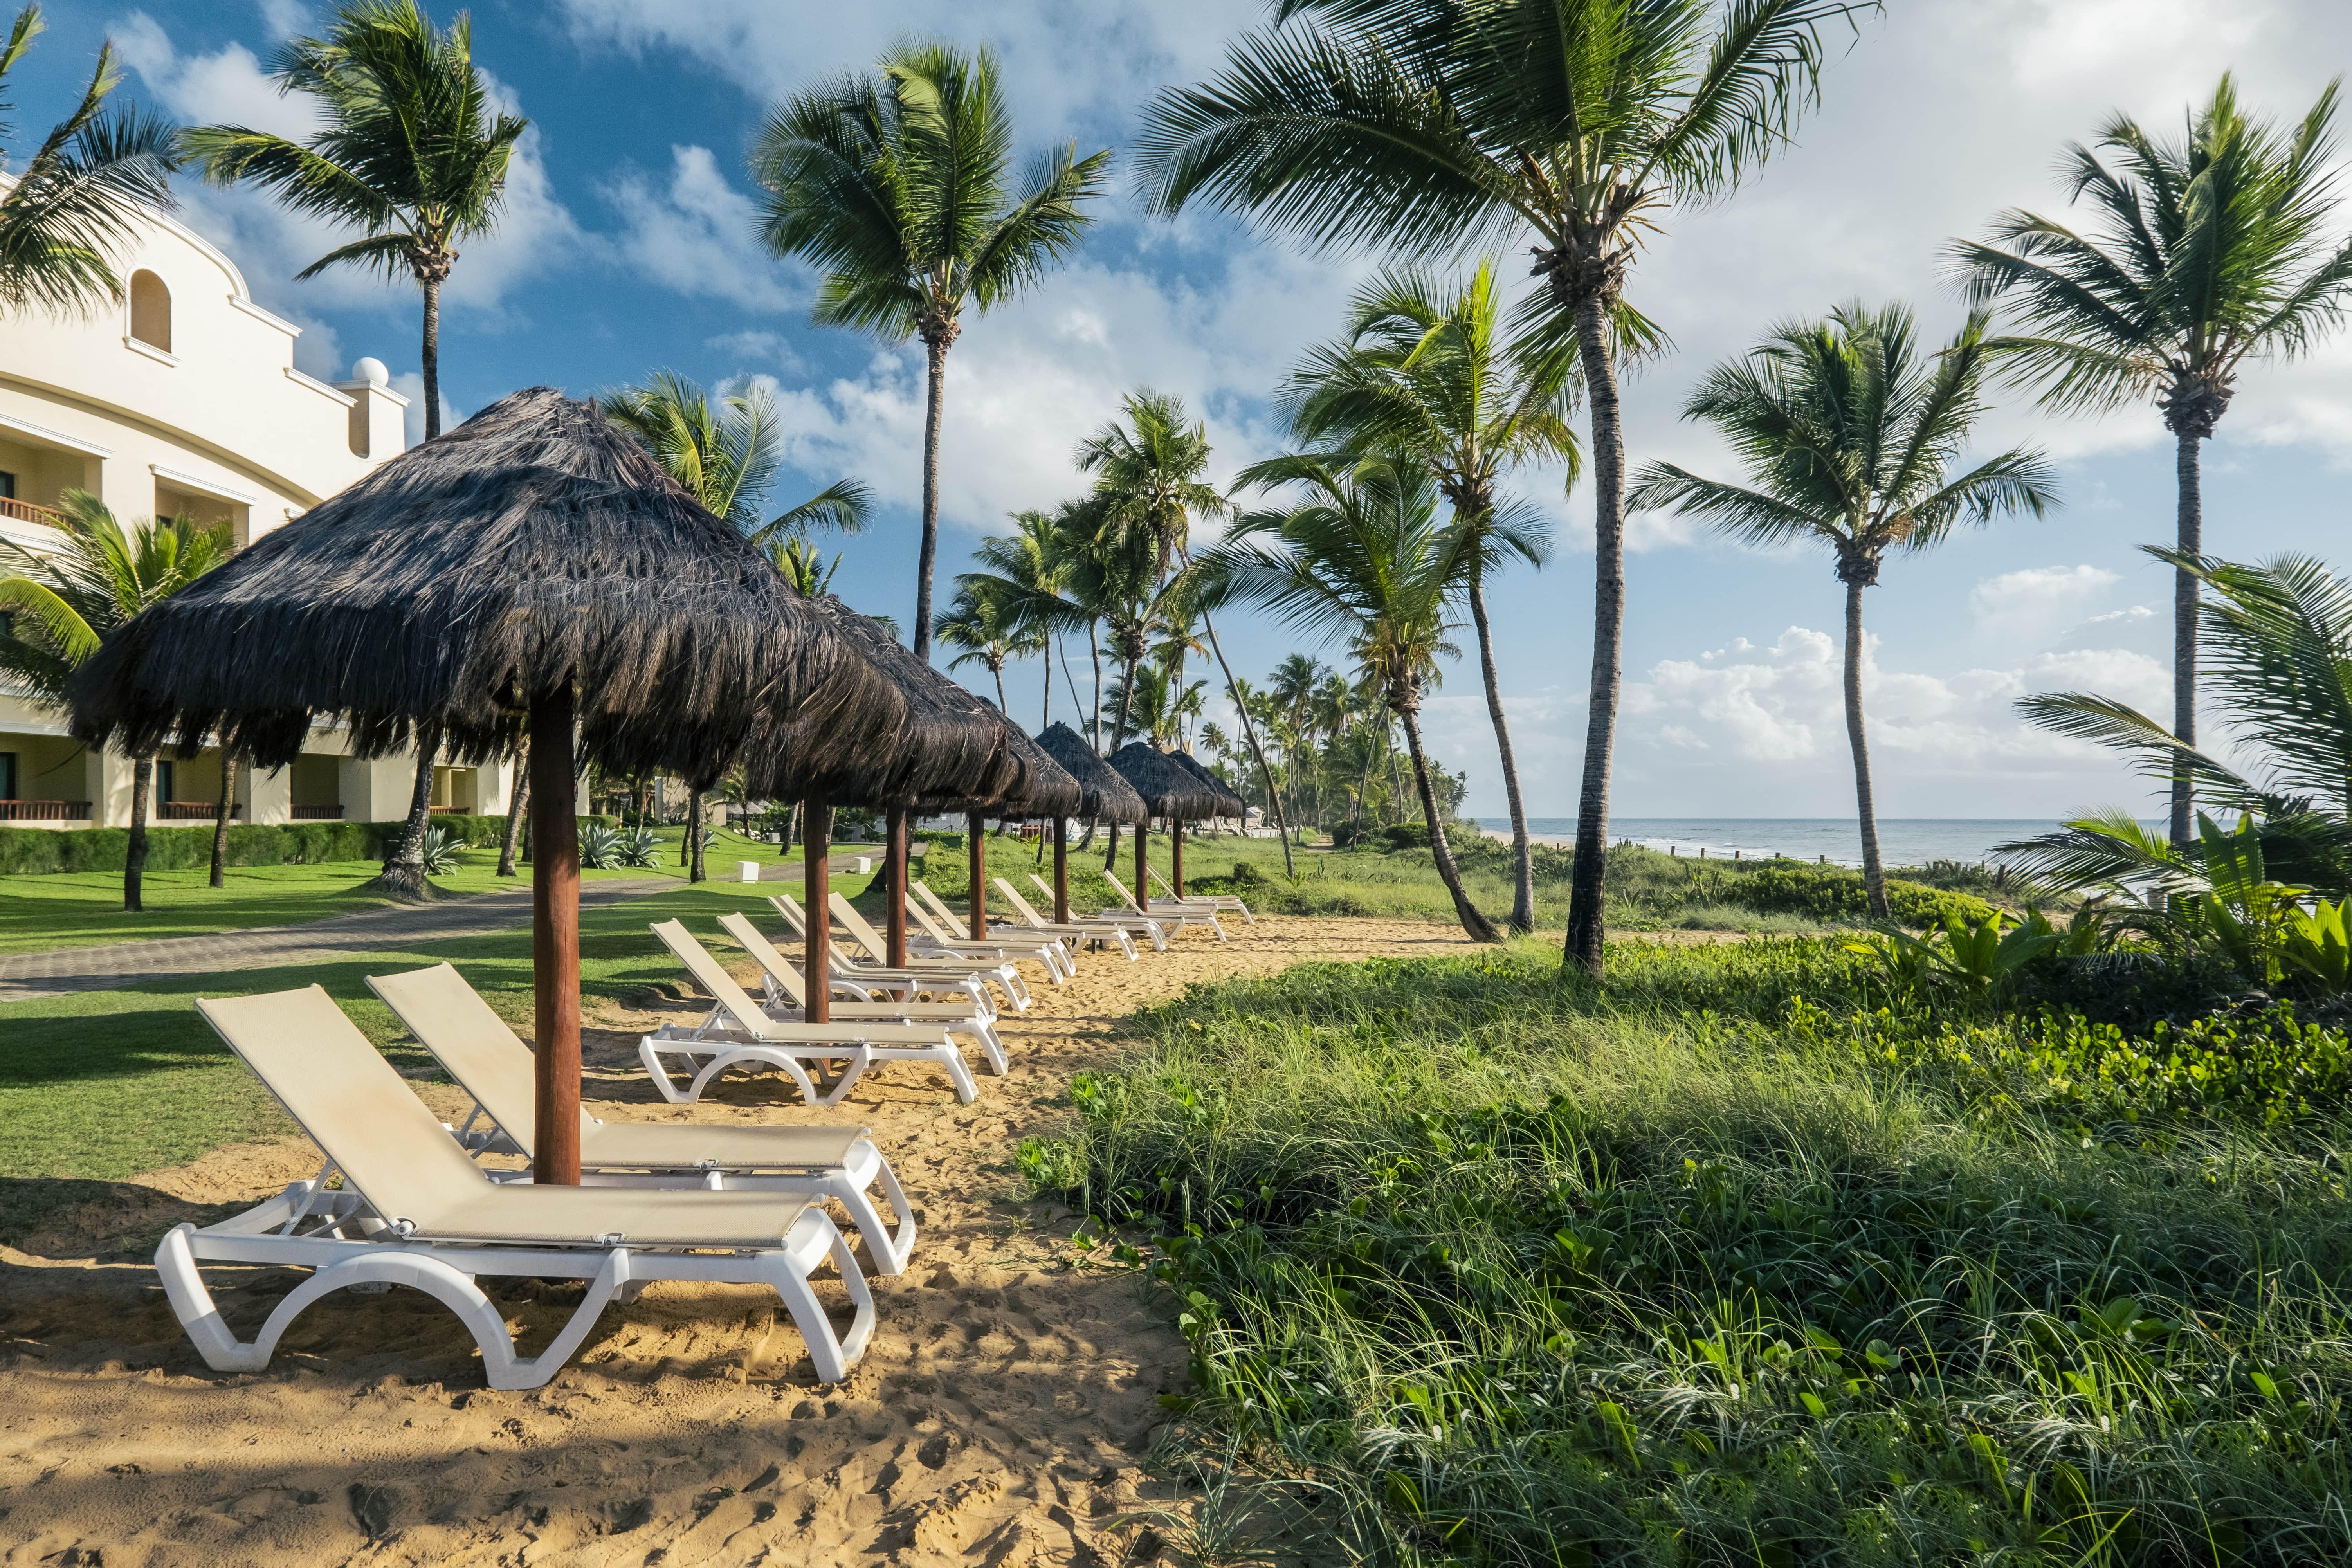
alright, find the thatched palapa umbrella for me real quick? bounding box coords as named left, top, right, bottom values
left=1034, top=722, right=1144, bottom=921
left=71, top=387, right=892, bottom=1183
left=744, top=596, right=1061, bottom=975
left=1162, top=748, right=1248, bottom=894
left=1107, top=741, right=1221, bottom=908
left=908, top=725, right=1082, bottom=939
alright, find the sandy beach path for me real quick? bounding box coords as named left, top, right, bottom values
left=0, top=914, right=1467, bottom=1567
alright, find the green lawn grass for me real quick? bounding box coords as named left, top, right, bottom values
left=0, top=863, right=876, bottom=1207
left=0, top=824, right=871, bottom=957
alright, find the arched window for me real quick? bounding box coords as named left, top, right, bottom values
left=128, top=270, right=171, bottom=353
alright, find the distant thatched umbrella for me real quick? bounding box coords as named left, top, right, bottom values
left=1034, top=722, right=1143, bottom=921
left=1160, top=748, right=1247, bottom=896
left=908, top=725, right=1083, bottom=939
left=743, top=597, right=1075, bottom=962
left=71, top=386, right=892, bottom=1182
left=1107, top=741, right=1222, bottom=905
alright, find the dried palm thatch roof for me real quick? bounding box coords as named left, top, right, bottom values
left=1164, top=746, right=1249, bottom=817
left=68, top=387, right=890, bottom=784
left=1033, top=722, right=1146, bottom=825
left=746, top=595, right=1062, bottom=810
left=1107, top=741, right=1222, bottom=821
left=914, top=725, right=1083, bottom=819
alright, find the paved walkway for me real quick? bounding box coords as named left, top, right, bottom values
left=0, top=878, right=672, bottom=1002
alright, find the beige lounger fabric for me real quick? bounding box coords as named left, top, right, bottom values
left=718, top=915, right=989, bottom=1026
left=366, top=964, right=865, bottom=1171
left=194, top=988, right=816, bottom=1248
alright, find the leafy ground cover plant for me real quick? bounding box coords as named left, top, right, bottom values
left=1025, top=939, right=2352, bottom=1566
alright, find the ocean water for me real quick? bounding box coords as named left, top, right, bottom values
left=1472, top=818, right=2067, bottom=869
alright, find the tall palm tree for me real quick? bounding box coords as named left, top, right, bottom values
left=1138, top=0, right=1873, bottom=972
left=938, top=584, right=1020, bottom=714
left=0, top=4, right=179, bottom=316
left=186, top=0, right=526, bottom=898
left=185, top=0, right=523, bottom=442
left=602, top=370, right=872, bottom=884
left=1630, top=302, right=2057, bottom=915
left=750, top=41, right=1109, bottom=657
left=1085, top=390, right=1295, bottom=873
left=1206, top=451, right=1501, bottom=941
left=1952, top=75, right=2352, bottom=851
left=0, top=492, right=230, bottom=910
left=971, top=510, right=1075, bottom=730
left=1284, top=259, right=1572, bottom=930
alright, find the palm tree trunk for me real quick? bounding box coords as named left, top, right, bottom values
left=209, top=752, right=237, bottom=889
left=421, top=273, right=442, bottom=441
left=687, top=790, right=706, bottom=883
left=1041, top=636, right=1052, bottom=730
left=1399, top=703, right=1500, bottom=942
left=991, top=662, right=1009, bottom=716
left=1087, top=623, right=1103, bottom=752
left=2171, top=425, right=2202, bottom=849
left=124, top=754, right=153, bottom=912
left=1467, top=565, right=1535, bottom=933
left=1195, top=599, right=1294, bottom=876
left=914, top=336, right=948, bottom=658
left=1563, top=294, right=1627, bottom=978
left=497, top=739, right=530, bottom=877
left=1843, top=576, right=1889, bottom=919
left=371, top=723, right=440, bottom=901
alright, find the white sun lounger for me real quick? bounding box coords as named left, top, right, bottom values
left=366, top=962, right=917, bottom=1275
left=989, top=876, right=1141, bottom=959
left=1104, top=868, right=1226, bottom=941
left=647, top=919, right=980, bottom=1104
left=896, top=885, right=1077, bottom=983
left=1024, top=873, right=1171, bottom=950
left=1151, top=863, right=1256, bottom=924
left=716, top=911, right=1007, bottom=1073
left=770, top=892, right=1032, bottom=1011
left=164, top=986, right=875, bottom=1389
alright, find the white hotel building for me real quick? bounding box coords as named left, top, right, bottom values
left=0, top=200, right=514, bottom=829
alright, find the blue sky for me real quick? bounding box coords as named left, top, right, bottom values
left=18, top=0, right=2352, bottom=820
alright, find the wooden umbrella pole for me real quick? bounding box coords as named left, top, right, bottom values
left=1135, top=815, right=1148, bottom=910
left=1173, top=817, right=1185, bottom=898
left=967, top=811, right=988, bottom=937
left=529, top=686, right=582, bottom=1186
left=803, top=795, right=830, bottom=1024
left=1053, top=815, right=1069, bottom=923
left=885, top=806, right=910, bottom=968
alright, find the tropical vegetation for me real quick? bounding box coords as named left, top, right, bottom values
left=0, top=2, right=178, bottom=318
left=1954, top=75, right=2352, bottom=848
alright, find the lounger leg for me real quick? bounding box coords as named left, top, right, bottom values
left=829, top=1143, right=917, bottom=1276
left=1206, top=912, right=1227, bottom=942
left=999, top=970, right=1032, bottom=1010
left=935, top=1045, right=980, bottom=1103
left=769, top=1213, right=876, bottom=1384
left=639, top=1035, right=699, bottom=1104
left=155, top=1225, right=629, bottom=1392
left=961, top=1020, right=1007, bottom=1076
left=1235, top=898, right=1254, bottom=924
left=681, top=1045, right=831, bottom=1107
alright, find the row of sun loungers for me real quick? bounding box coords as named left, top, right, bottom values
left=158, top=860, right=1253, bottom=1390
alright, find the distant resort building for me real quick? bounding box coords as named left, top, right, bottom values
left=0, top=198, right=515, bottom=829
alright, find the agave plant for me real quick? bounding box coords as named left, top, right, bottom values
left=618, top=825, right=662, bottom=869
left=417, top=824, right=463, bottom=875
left=2000, top=552, right=2352, bottom=899
left=579, top=822, right=623, bottom=871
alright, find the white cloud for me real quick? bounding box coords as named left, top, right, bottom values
left=254, top=0, right=309, bottom=40
left=600, top=145, right=798, bottom=313
left=1968, top=564, right=2122, bottom=644
left=704, top=330, right=807, bottom=377
left=112, top=14, right=584, bottom=324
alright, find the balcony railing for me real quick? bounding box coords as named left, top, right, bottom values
left=292, top=803, right=344, bottom=820
left=155, top=801, right=245, bottom=822
left=0, top=496, right=64, bottom=527
left=0, top=799, right=91, bottom=821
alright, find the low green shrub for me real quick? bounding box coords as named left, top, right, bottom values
left=1725, top=860, right=1998, bottom=926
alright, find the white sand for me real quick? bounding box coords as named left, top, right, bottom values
left=0, top=915, right=1468, bottom=1566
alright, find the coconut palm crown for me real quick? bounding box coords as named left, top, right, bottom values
left=1952, top=75, right=2352, bottom=851
left=750, top=41, right=1109, bottom=657
left=1630, top=301, right=2056, bottom=915
left=0, top=3, right=180, bottom=317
